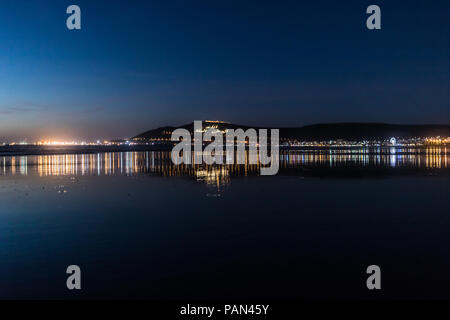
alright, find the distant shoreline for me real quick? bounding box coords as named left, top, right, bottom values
left=0, top=144, right=448, bottom=157
left=0, top=145, right=173, bottom=157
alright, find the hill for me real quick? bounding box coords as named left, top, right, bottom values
left=133, top=121, right=450, bottom=141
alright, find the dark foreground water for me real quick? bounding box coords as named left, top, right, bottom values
left=0, top=148, right=449, bottom=299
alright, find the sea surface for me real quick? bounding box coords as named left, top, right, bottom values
left=0, top=147, right=449, bottom=299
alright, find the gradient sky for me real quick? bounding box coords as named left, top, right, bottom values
left=0, top=0, right=449, bottom=141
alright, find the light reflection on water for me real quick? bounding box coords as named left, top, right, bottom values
left=0, top=147, right=448, bottom=187
left=281, top=147, right=448, bottom=169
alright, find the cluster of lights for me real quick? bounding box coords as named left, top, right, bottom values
left=36, top=141, right=89, bottom=146
left=425, top=137, right=450, bottom=145
left=281, top=136, right=450, bottom=147
left=1, top=140, right=134, bottom=146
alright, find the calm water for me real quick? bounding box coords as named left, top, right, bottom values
left=0, top=148, right=449, bottom=299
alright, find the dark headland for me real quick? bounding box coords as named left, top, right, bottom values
left=133, top=122, right=450, bottom=141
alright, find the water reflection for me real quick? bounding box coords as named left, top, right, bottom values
left=280, top=147, right=448, bottom=169
left=0, top=147, right=449, bottom=186
left=0, top=152, right=239, bottom=187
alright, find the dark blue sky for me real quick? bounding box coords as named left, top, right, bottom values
left=0, top=0, right=449, bottom=141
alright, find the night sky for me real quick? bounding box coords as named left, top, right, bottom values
left=0, top=0, right=448, bottom=141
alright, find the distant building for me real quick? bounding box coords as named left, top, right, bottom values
left=390, top=137, right=397, bottom=146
